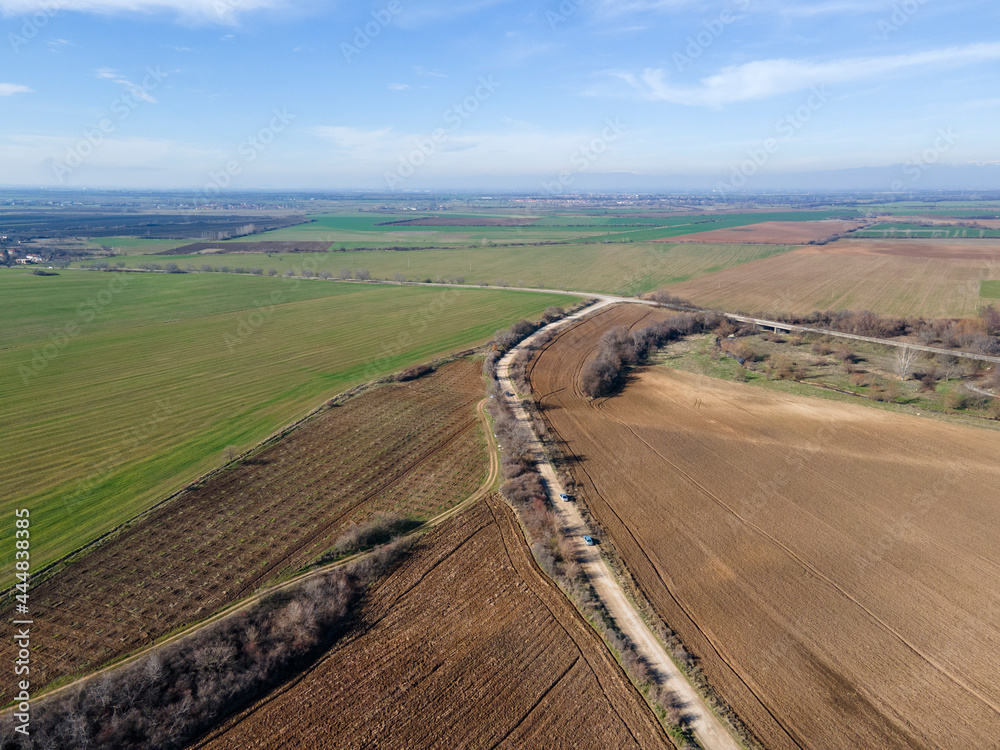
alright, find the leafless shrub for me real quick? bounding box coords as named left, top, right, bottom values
left=330, top=513, right=420, bottom=557
left=395, top=363, right=433, bottom=381
left=22, top=522, right=414, bottom=750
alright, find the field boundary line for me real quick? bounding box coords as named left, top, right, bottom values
left=496, top=302, right=746, bottom=750
left=0, top=350, right=478, bottom=601
left=4, top=396, right=499, bottom=710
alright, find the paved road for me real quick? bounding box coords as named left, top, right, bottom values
left=358, top=276, right=998, bottom=366
left=497, top=301, right=744, bottom=750
left=726, top=313, right=1000, bottom=365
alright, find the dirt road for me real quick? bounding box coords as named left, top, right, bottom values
left=497, top=303, right=744, bottom=750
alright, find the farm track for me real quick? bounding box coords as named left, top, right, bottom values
left=16, top=395, right=502, bottom=710
left=502, top=304, right=745, bottom=750
left=0, top=360, right=491, bottom=703
left=529, top=304, right=1000, bottom=749
left=227, top=413, right=478, bottom=601
left=193, top=495, right=673, bottom=750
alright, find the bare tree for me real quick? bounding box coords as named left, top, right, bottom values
left=224, top=445, right=237, bottom=463
left=394, top=272, right=406, bottom=282
left=339, top=267, right=352, bottom=280
left=895, top=345, right=917, bottom=381
left=355, top=268, right=371, bottom=280
left=938, top=353, right=959, bottom=382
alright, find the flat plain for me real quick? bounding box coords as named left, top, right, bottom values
left=195, top=496, right=673, bottom=750
left=669, top=245, right=998, bottom=317
left=528, top=305, right=1000, bottom=750
left=89, top=241, right=797, bottom=296
left=667, top=220, right=863, bottom=245
left=0, top=271, right=563, bottom=579
left=1, top=360, right=489, bottom=701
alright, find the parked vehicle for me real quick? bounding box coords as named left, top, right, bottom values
left=584, top=535, right=596, bottom=546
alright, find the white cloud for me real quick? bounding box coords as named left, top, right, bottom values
left=0, top=83, right=31, bottom=95
left=593, top=0, right=698, bottom=15
left=616, top=42, right=1000, bottom=106
left=413, top=66, right=447, bottom=78
left=0, top=0, right=287, bottom=24
left=95, top=68, right=159, bottom=103
left=387, top=83, right=411, bottom=90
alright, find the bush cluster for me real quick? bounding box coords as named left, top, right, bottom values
left=394, top=363, right=433, bottom=382
left=2, top=541, right=410, bottom=750
left=768, top=306, right=1000, bottom=356
left=580, top=314, right=716, bottom=398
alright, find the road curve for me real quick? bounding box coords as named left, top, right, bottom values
left=497, top=303, right=745, bottom=750
left=9, top=396, right=501, bottom=710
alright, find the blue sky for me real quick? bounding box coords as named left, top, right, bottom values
left=1, top=0, right=998, bottom=190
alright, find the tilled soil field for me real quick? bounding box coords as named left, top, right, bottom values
left=1, top=360, right=488, bottom=701
left=797, top=238, right=1000, bottom=261
left=669, top=250, right=992, bottom=317
left=667, top=220, right=862, bottom=245
left=194, top=495, right=673, bottom=750
left=528, top=305, right=1000, bottom=750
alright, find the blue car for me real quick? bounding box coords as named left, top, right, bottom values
left=583, top=535, right=596, bottom=546
left=559, top=493, right=571, bottom=501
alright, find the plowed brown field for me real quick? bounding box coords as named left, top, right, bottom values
left=667, top=220, right=862, bottom=245
left=194, top=495, right=673, bottom=750
left=669, top=250, right=994, bottom=316
left=528, top=305, right=1000, bottom=750
left=2, top=360, right=488, bottom=701
left=797, top=239, right=1000, bottom=261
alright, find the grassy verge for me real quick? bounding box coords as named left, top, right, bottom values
left=654, top=333, right=1000, bottom=429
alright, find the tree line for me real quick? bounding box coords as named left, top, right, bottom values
left=1, top=528, right=412, bottom=749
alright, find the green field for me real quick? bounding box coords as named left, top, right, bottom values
left=983, top=280, right=1000, bottom=300
left=1, top=270, right=564, bottom=581
left=83, top=209, right=861, bottom=254
left=80, top=242, right=797, bottom=296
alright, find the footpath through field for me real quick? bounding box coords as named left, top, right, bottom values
left=9, top=397, right=500, bottom=710
left=497, top=302, right=745, bottom=750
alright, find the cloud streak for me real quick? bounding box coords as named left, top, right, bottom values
left=616, top=42, right=1000, bottom=106
left=0, top=83, right=32, bottom=95
left=0, top=0, right=286, bottom=23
